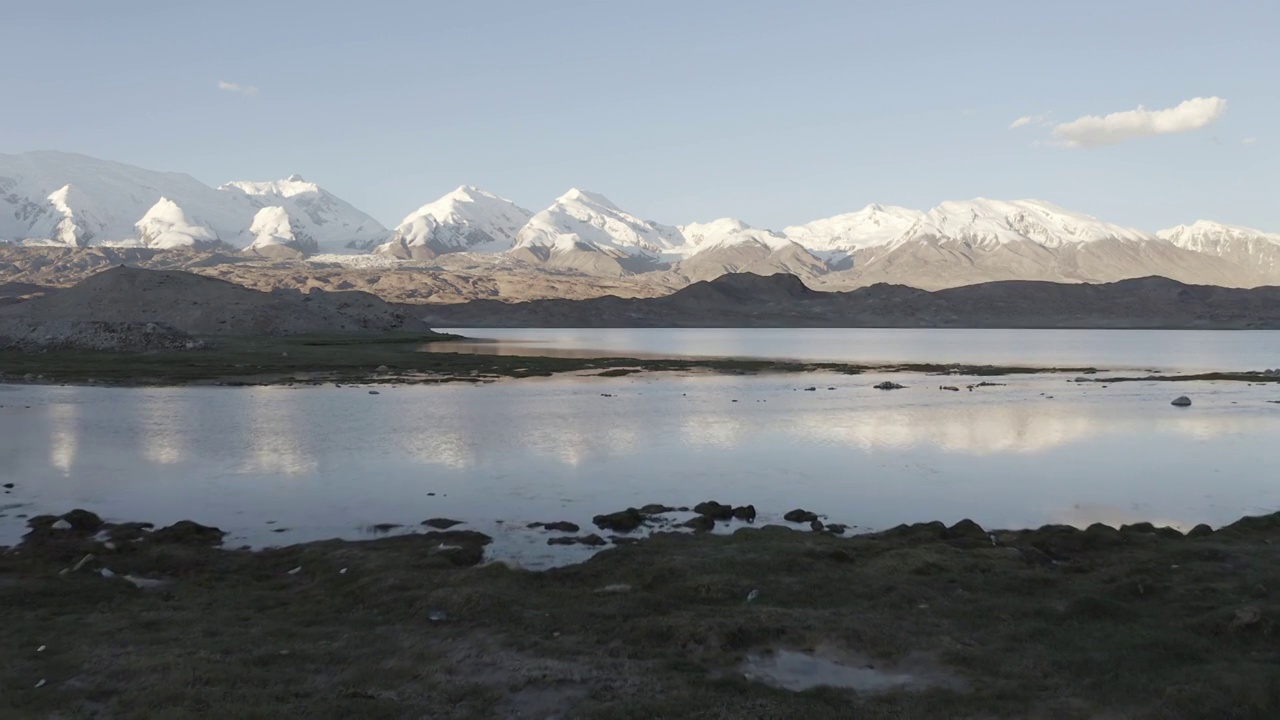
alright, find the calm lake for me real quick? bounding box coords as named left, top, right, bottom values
left=3, top=328, right=1279, bottom=565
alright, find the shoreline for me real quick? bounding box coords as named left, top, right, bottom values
left=1, top=332, right=1278, bottom=388
left=5, top=505, right=1278, bottom=717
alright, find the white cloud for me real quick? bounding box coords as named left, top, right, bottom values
left=217, top=80, right=259, bottom=96
left=1009, top=113, right=1051, bottom=130
left=1052, top=97, right=1227, bottom=148
left=1242, top=136, right=1257, bottom=145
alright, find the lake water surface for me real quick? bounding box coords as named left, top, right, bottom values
left=3, top=351, right=1279, bottom=565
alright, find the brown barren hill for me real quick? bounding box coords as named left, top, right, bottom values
left=415, top=272, right=1280, bottom=329
left=0, top=266, right=438, bottom=348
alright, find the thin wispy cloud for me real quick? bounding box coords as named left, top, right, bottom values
left=217, top=80, right=259, bottom=96
left=1009, top=114, right=1050, bottom=130
left=1052, top=97, right=1227, bottom=148
left=1242, top=136, right=1258, bottom=145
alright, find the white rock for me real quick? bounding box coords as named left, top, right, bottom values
left=50, top=519, right=72, bottom=531
left=287, top=566, right=302, bottom=575
left=123, top=575, right=167, bottom=589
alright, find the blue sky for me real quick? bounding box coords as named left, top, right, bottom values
left=2, top=0, right=1275, bottom=231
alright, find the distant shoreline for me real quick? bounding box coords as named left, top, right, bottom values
left=1, top=334, right=1278, bottom=388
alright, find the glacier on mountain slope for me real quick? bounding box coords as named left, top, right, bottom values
left=376, top=185, right=533, bottom=259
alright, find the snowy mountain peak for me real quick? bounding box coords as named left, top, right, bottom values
left=242, top=205, right=319, bottom=258
left=379, top=186, right=533, bottom=257
left=784, top=203, right=923, bottom=252
left=1156, top=220, right=1280, bottom=272
left=221, top=177, right=389, bottom=253
left=45, top=184, right=104, bottom=247
left=1157, top=220, right=1280, bottom=244
left=915, top=198, right=1152, bottom=248
left=554, top=188, right=622, bottom=212
left=221, top=177, right=322, bottom=199
left=679, top=218, right=792, bottom=252
left=516, top=189, right=686, bottom=260
left=135, top=197, right=220, bottom=249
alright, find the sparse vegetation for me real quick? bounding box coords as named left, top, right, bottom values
left=3, top=509, right=1279, bottom=718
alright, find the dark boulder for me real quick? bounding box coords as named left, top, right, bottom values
left=944, top=519, right=990, bottom=548
left=422, top=518, right=465, bottom=530
left=693, top=501, right=734, bottom=520
left=423, top=529, right=492, bottom=566
left=1219, top=512, right=1280, bottom=536
left=809, top=519, right=825, bottom=532
left=783, top=509, right=818, bottom=523
left=592, top=508, right=646, bottom=533
left=683, top=515, right=715, bottom=532
left=1120, top=522, right=1182, bottom=538
left=824, top=523, right=848, bottom=535
left=1019, top=523, right=1128, bottom=560
left=541, top=521, right=580, bottom=533
left=732, top=505, right=757, bottom=523
left=61, top=509, right=105, bottom=532
left=1187, top=523, right=1214, bottom=538
left=877, top=521, right=947, bottom=542
left=149, top=520, right=226, bottom=546
left=638, top=504, right=675, bottom=516
left=548, top=534, right=607, bottom=547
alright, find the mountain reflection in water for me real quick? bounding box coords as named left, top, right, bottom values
left=1, top=372, right=1277, bottom=548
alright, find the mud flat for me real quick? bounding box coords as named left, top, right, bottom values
left=3, top=506, right=1278, bottom=719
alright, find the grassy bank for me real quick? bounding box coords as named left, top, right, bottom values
left=3, top=508, right=1278, bottom=719
left=0, top=332, right=1113, bottom=386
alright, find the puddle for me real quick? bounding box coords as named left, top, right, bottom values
left=741, top=648, right=966, bottom=694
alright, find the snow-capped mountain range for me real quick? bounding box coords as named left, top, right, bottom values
left=0, top=152, right=386, bottom=257
left=2, top=150, right=1278, bottom=289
